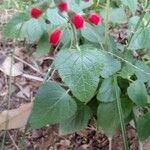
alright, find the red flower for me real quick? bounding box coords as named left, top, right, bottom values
left=49, top=28, right=62, bottom=46
left=30, top=7, right=42, bottom=19
left=71, top=14, right=85, bottom=29
left=88, top=13, right=102, bottom=25
left=57, top=1, right=69, bottom=12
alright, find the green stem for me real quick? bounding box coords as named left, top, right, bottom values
left=71, top=24, right=79, bottom=49
left=104, top=0, right=110, bottom=49
left=114, top=75, right=129, bottom=150
left=128, top=2, right=150, bottom=46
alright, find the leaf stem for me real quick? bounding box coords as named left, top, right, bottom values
left=114, top=75, right=129, bottom=150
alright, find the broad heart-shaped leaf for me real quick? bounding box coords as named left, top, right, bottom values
left=97, top=97, right=132, bottom=136
left=59, top=103, right=92, bottom=135
left=35, top=33, right=51, bottom=57
left=121, top=0, right=137, bottom=14
left=81, top=23, right=104, bottom=44
left=135, top=61, right=150, bottom=82
left=127, top=80, right=148, bottom=106
left=101, top=8, right=127, bottom=24
left=128, top=28, right=150, bottom=50
left=30, top=81, right=77, bottom=129
left=97, top=77, right=120, bottom=102
left=55, top=45, right=104, bottom=103
left=3, top=12, right=29, bottom=38
left=136, top=112, right=150, bottom=141
left=46, top=8, right=67, bottom=26
left=100, top=54, right=121, bottom=78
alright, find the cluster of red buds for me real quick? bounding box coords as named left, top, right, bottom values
left=29, top=0, right=102, bottom=46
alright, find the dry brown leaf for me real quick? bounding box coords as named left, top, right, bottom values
left=0, top=56, right=23, bottom=76
left=0, top=102, right=33, bottom=130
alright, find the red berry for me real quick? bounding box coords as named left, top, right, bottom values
left=30, top=7, right=42, bottom=19
left=49, top=28, right=62, bottom=46
left=71, top=14, right=85, bottom=29
left=88, top=13, right=102, bottom=25
left=57, top=1, right=69, bottom=12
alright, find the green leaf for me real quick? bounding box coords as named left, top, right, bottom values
left=35, top=33, right=51, bottom=57
left=121, top=0, right=138, bottom=14
left=55, top=45, right=103, bottom=103
left=97, top=77, right=120, bottom=102
left=3, top=12, right=29, bottom=38
left=97, top=98, right=132, bottom=136
left=25, top=19, right=44, bottom=42
left=46, top=8, right=67, bottom=26
left=81, top=23, right=104, bottom=44
left=128, top=28, right=150, bottom=50
left=128, top=16, right=140, bottom=30
left=119, top=52, right=136, bottom=78
left=135, top=61, right=150, bottom=82
left=59, top=103, right=92, bottom=135
left=127, top=80, right=148, bottom=106
left=101, top=8, right=127, bottom=24
left=30, top=81, right=77, bottom=129
left=137, top=112, right=150, bottom=141
left=101, top=54, right=121, bottom=78
left=119, top=64, right=136, bottom=79
left=68, top=0, right=83, bottom=13
left=79, top=0, right=93, bottom=9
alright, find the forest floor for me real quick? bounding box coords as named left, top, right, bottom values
left=0, top=7, right=150, bottom=150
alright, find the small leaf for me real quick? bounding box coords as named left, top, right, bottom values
left=55, top=45, right=104, bottom=102
left=135, top=61, right=150, bottom=82
left=46, top=8, right=66, bottom=26
left=81, top=23, right=104, bottom=44
left=101, top=8, right=127, bottom=24
left=128, top=28, right=150, bottom=50
left=101, top=54, right=121, bottom=78
left=127, top=80, right=148, bottom=106
left=26, top=19, right=44, bottom=42
left=35, top=33, right=51, bottom=57
left=3, top=12, right=29, bottom=38
left=137, top=112, right=150, bottom=141
left=59, top=103, right=92, bottom=135
left=97, top=77, right=120, bottom=102
left=121, top=0, right=138, bottom=14
left=30, top=81, right=77, bottom=129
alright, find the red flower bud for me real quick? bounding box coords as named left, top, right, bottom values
left=49, top=28, right=62, bottom=46
left=71, top=14, right=85, bottom=29
left=30, top=7, right=42, bottom=19
left=88, top=13, right=102, bottom=25
left=57, top=1, right=69, bottom=12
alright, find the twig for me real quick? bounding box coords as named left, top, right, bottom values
left=8, top=132, right=20, bottom=150
left=109, top=137, right=112, bottom=150
left=14, top=55, right=44, bottom=76
left=22, top=73, right=43, bottom=82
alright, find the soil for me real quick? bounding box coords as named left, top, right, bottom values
left=0, top=8, right=150, bottom=150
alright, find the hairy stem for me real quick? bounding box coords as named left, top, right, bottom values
left=104, top=0, right=110, bottom=49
